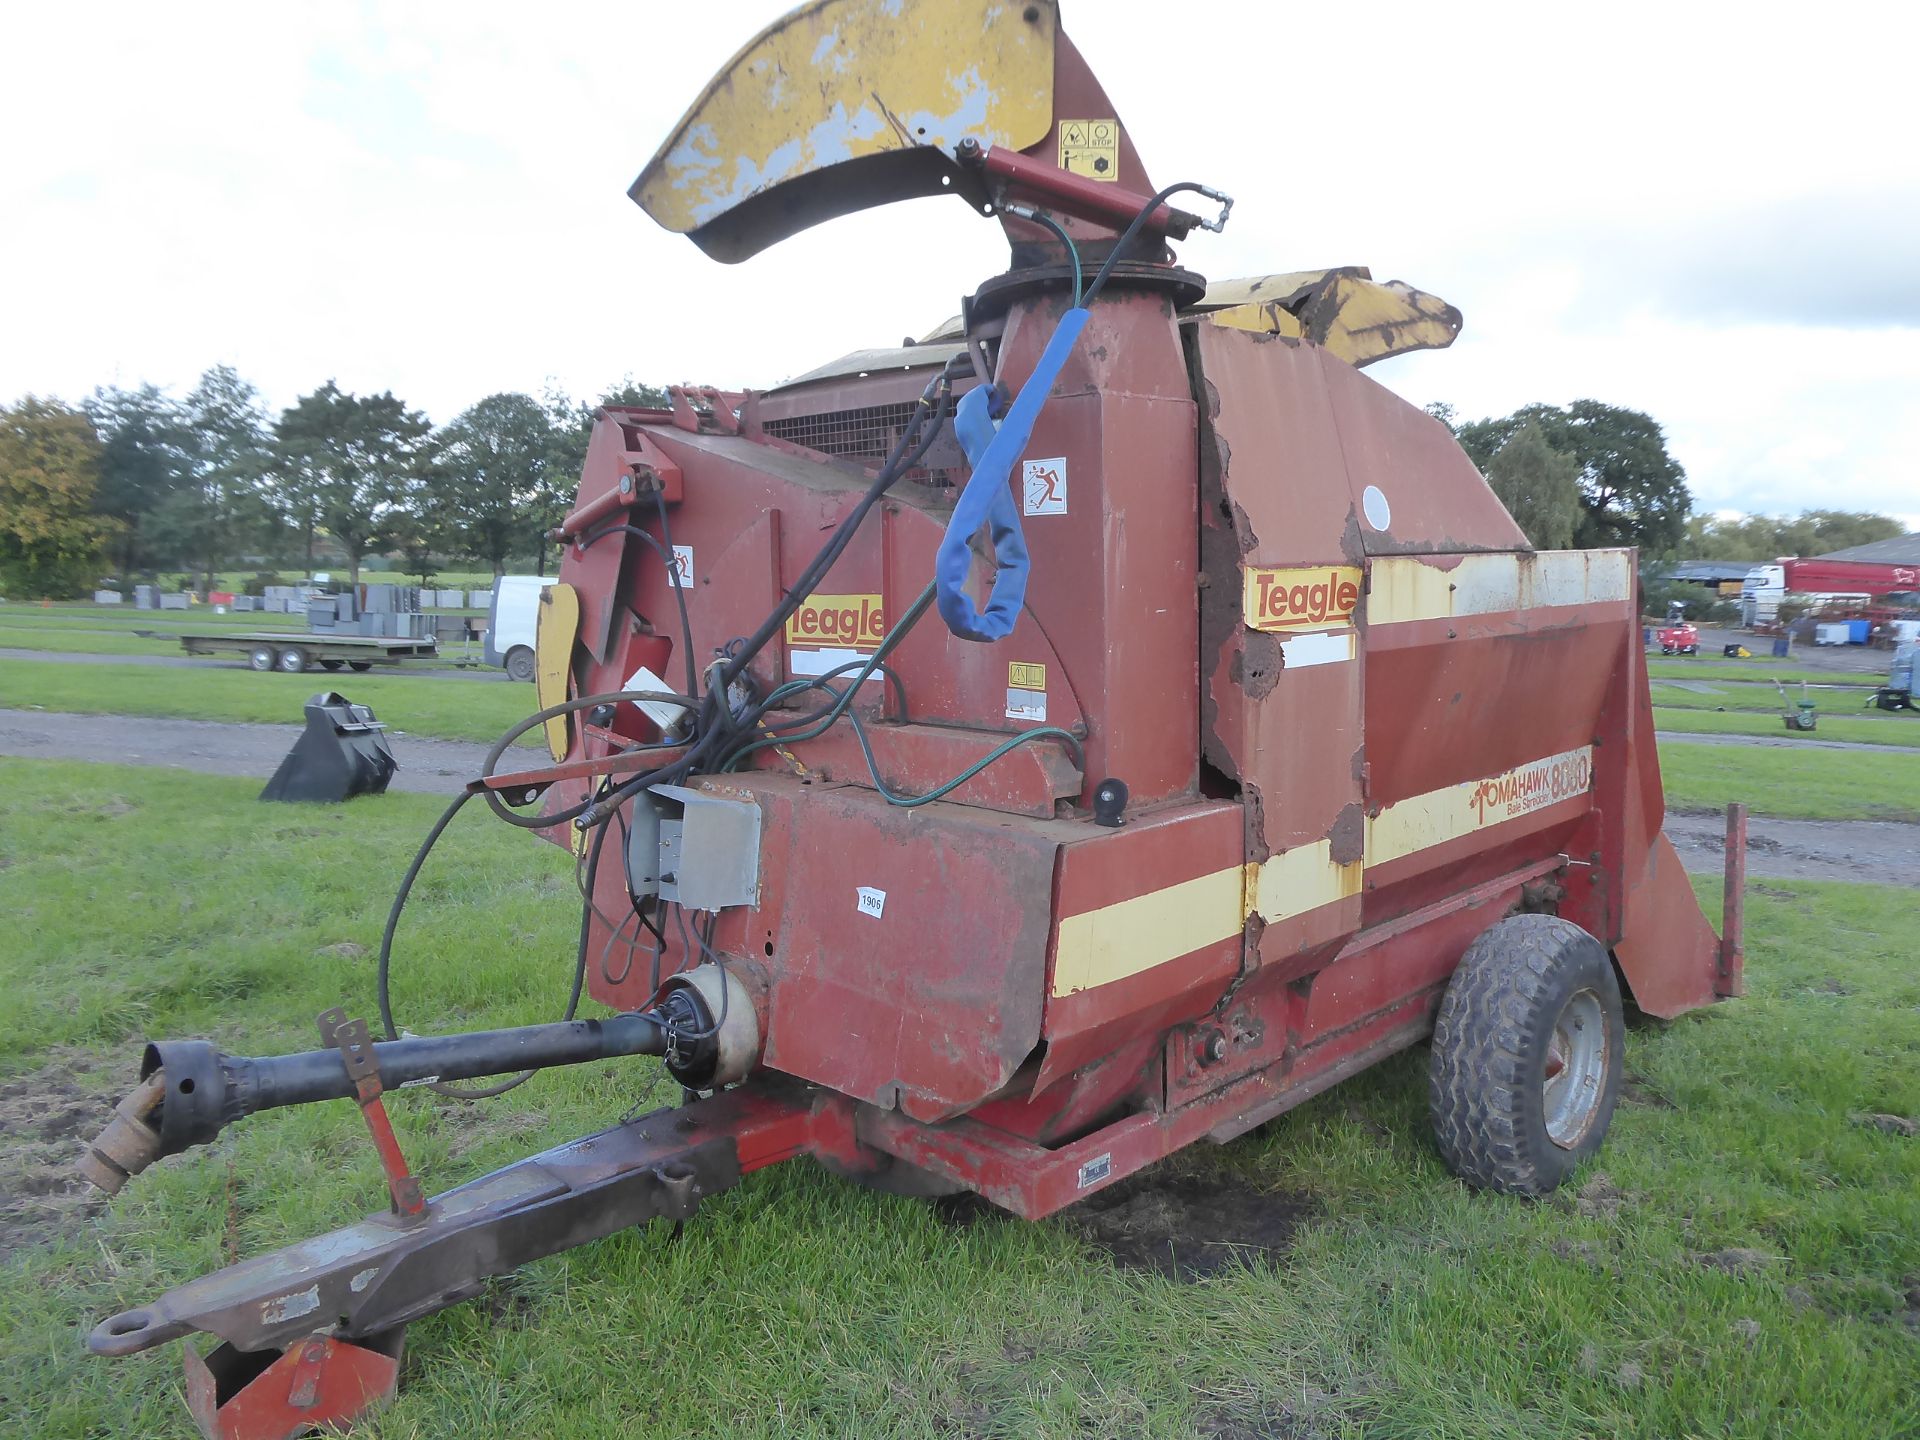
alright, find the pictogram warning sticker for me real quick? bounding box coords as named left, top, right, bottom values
left=1058, top=119, right=1119, bottom=181
left=1009, top=662, right=1047, bottom=690
left=1022, top=457, right=1067, bottom=516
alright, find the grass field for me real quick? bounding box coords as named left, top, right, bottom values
left=1, top=761, right=1916, bottom=1439
left=0, top=658, right=535, bottom=746
left=1644, top=658, right=1883, bottom=688
left=1658, top=741, right=1920, bottom=823
left=1649, top=679, right=1889, bottom=713
left=1654, top=706, right=1920, bottom=748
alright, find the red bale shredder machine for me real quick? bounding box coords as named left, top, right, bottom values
left=76, top=3, right=1746, bottom=1434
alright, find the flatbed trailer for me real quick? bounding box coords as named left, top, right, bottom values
left=175, top=630, right=438, bottom=674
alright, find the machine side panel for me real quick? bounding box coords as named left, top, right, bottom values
left=747, top=778, right=1063, bottom=1122
left=1193, top=325, right=1366, bottom=970
left=1036, top=801, right=1245, bottom=1090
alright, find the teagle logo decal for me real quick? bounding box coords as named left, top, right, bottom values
left=785, top=594, right=885, bottom=646
left=1242, top=566, right=1362, bottom=633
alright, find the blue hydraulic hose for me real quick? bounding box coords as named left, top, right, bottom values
left=934, top=306, right=1089, bottom=642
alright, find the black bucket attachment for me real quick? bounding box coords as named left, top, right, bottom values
left=260, top=692, right=398, bottom=803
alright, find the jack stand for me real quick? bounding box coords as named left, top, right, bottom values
left=184, top=1330, right=405, bottom=1440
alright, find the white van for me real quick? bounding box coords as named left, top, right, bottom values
left=485, top=575, right=549, bottom=681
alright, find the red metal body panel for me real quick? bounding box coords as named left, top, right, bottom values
left=547, top=289, right=1727, bottom=1188
left=535, top=138, right=1728, bottom=1233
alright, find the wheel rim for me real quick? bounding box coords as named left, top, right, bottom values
left=1542, top=987, right=1608, bottom=1149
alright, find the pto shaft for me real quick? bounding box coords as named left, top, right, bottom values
left=78, top=1011, right=677, bottom=1194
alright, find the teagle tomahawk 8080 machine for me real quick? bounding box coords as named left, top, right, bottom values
left=78, top=4, right=1743, bottom=1434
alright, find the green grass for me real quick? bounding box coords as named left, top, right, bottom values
left=1654, top=705, right=1920, bottom=748
left=0, top=658, right=534, bottom=745
left=1658, top=740, right=1920, bottom=822
left=0, top=626, right=183, bottom=656
left=1646, top=658, right=1881, bottom=688
left=2, top=760, right=1917, bottom=1439
left=1649, top=679, right=1891, bottom=713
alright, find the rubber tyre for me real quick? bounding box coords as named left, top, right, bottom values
left=275, top=647, right=308, bottom=674
left=319, top=658, right=344, bottom=672
left=248, top=644, right=276, bottom=672
left=1429, top=914, right=1624, bottom=1196
left=348, top=660, right=373, bottom=672
left=505, top=646, right=536, bottom=683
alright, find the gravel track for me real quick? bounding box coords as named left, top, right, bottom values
left=1, top=711, right=1913, bottom=886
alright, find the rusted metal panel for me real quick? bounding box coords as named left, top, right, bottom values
left=1614, top=831, right=1721, bottom=1017
left=986, top=294, right=1201, bottom=804
left=1036, top=801, right=1244, bottom=1089
left=733, top=775, right=1065, bottom=1121
left=1193, top=323, right=1366, bottom=972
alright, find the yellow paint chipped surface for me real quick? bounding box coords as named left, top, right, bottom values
left=635, top=0, right=1057, bottom=234
left=535, top=582, right=576, bottom=761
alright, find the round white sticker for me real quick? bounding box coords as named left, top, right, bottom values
left=1362, top=484, right=1392, bottom=531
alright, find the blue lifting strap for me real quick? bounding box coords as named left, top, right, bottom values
left=934, top=307, right=1089, bottom=642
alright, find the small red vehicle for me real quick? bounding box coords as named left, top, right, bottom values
left=1656, top=622, right=1700, bottom=655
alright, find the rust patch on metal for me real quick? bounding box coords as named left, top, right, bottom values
left=1244, top=782, right=1271, bottom=862
left=1237, top=631, right=1283, bottom=700
left=1338, top=508, right=1366, bottom=564
left=1230, top=500, right=1258, bottom=556
left=1327, top=803, right=1365, bottom=866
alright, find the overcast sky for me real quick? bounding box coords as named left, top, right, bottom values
left=4, top=0, right=1915, bottom=528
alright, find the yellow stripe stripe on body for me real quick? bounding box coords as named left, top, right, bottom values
left=1049, top=745, right=1595, bottom=996
left=1368, top=551, right=1632, bottom=625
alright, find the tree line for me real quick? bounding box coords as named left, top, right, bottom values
left=5, top=380, right=1905, bottom=600
left=0, top=368, right=667, bottom=598
left=1425, top=398, right=1903, bottom=563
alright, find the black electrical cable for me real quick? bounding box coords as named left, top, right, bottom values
left=720, top=582, right=939, bottom=771
left=579, top=520, right=699, bottom=699
left=374, top=788, right=596, bottom=1099
left=716, top=373, right=960, bottom=690
left=478, top=688, right=699, bottom=829
left=1082, top=182, right=1220, bottom=307
left=1014, top=208, right=1082, bottom=306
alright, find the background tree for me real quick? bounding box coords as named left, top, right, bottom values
left=147, top=366, right=276, bottom=591
left=1684, top=509, right=1906, bottom=561
left=0, top=396, right=115, bottom=598
left=1455, top=400, right=1692, bottom=554
left=1483, top=424, right=1581, bottom=549
left=274, top=383, right=432, bottom=584
left=83, top=383, right=186, bottom=579
left=532, top=381, right=672, bottom=575
left=433, top=392, right=562, bottom=576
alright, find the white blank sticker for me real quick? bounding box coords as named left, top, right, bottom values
left=856, top=886, right=886, bottom=919
left=1279, top=630, right=1355, bottom=669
